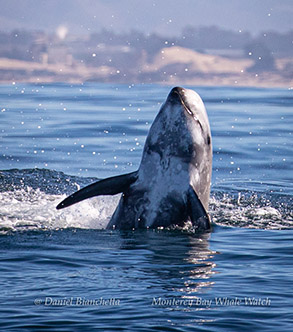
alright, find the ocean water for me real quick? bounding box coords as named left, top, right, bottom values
left=0, top=83, right=292, bottom=331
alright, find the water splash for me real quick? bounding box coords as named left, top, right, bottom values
left=0, top=169, right=292, bottom=233
left=0, top=187, right=120, bottom=234
left=0, top=169, right=119, bottom=234
left=210, top=192, right=293, bottom=229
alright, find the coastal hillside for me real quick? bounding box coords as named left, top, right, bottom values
left=0, top=46, right=291, bottom=88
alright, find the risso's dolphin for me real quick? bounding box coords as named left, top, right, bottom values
left=57, top=87, right=212, bottom=231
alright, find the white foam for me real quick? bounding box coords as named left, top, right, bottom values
left=209, top=194, right=293, bottom=230
left=0, top=187, right=120, bottom=233
left=1, top=187, right=292, bottom=233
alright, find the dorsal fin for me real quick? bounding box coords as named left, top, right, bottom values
left=56, top=171, right=138, bottom=209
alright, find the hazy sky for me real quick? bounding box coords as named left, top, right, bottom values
left=0, top=0, right=292, bottom=36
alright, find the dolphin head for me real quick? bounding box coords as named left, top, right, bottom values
left=143, top=87, right=211, bottom=162
left=166, top=87, right=211, bottom=145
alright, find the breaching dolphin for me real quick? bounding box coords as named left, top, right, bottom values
left=57, top=87, right=212, bottom=231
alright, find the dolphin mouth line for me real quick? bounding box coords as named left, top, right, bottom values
left=175, top=90, right=203, bottom=130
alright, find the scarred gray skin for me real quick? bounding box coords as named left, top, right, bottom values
left=106, top=87, right=212, bottom=230
left=57, top=87, right=212, bottom=230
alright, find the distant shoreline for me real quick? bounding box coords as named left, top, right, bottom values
left=0, top=54, right=292, bottom=89
left=0, top=76, right=291, bottom=89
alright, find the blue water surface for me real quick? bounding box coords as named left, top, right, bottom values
left=0, top=83, right=292, bottom=331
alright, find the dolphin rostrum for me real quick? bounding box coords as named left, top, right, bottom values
left=57, top=87, right=212, bottom=231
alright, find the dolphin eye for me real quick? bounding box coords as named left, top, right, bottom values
left=207, top=135, right=211, bottom=145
